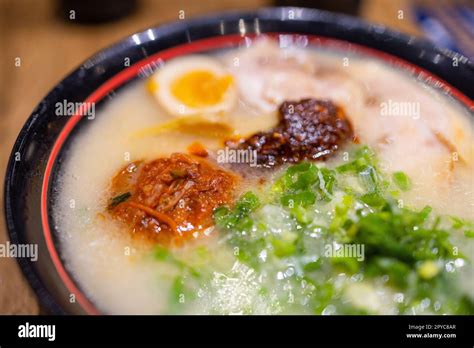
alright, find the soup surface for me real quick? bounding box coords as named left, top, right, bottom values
left=54, top=38, right=474, bottom=314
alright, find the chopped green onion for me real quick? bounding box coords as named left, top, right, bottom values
left=392, top=171, right=411, bottom=191
left=108, top=192, right=131, bottom=208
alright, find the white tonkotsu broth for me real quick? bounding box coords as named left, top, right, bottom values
left=54, top=39, right=473, bottom=314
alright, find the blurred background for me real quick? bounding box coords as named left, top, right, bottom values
left=0, top=0, right=472, bottom=314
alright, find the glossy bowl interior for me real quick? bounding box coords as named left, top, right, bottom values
left=4, top=7, right=474, bottom=314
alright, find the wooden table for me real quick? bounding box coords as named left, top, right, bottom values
left=0, top=0, right=421, bottom=314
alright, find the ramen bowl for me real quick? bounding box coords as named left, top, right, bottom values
left=5, top=7, right=474, bottom=315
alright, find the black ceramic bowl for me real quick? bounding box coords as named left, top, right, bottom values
left=4, top=7, right=474, bottom=315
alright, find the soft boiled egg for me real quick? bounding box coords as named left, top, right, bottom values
left=149, top=55, right=237, bottom=117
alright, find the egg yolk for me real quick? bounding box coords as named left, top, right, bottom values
left=170, top=70, right=233, bottom=108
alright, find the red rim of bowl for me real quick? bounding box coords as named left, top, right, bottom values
left=40, top=33, right=474, bottom=315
